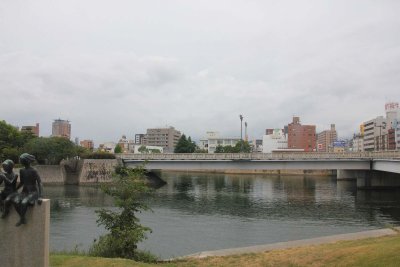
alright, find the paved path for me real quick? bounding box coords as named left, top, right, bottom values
left=177, top=228, right=399, bottom=260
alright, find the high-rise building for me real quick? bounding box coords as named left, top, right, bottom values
left=317, top=124, right=337, bottom=152
left=20, top=123, right=40, bottom=137
left=287, top=116, right=316, bottom=152
left=52, top=119, right=71, bottom=139
left=144, top=127, right=181, bottom=153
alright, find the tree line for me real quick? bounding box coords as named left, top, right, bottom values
left=0, top=120, right=112, bottom=164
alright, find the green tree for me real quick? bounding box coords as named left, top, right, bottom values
left=0, top=120, right=36, bottom=162
left=138, top=145, right=148, bottom=154
left=89, top=165, right=156, bottom=262
left=114, top=144, right=122, bottom=154
left=187, top=137, right=196, bottom=153
left=214, top=141, right=251, bottom=153
left=235, top=140, right=251, bottom=153
left=174, top=134, right=196, bottom=153
left=24, top=137, right=77, bottom=164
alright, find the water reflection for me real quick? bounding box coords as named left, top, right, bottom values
left=47, top=172, right=400, bottom=259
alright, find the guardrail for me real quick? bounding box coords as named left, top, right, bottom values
left=118, top=151, right=400, bottom=161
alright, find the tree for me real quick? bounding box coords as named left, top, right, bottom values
left=138, top=145, right=148, bottom=154
left=114, top=144, right=122, bottom=154
left=174, top=134, right=196, bottom=153
left=24, top=137, right=78, bottom=164
left=214, top=141, right=251, bottom=153
left=215, top=145, right=225, bottom=153
left=0, top=120, right=36, bottom=162
left=235, top=140, right=251, bottom=153
left=89, top=165, right=156, bottom=262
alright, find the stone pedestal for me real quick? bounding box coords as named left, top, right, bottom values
left=0, top=199, right=50, bottom=267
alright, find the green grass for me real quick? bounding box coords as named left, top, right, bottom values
left=51, top=233, right=400, bottom=267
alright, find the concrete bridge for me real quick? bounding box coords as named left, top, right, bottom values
left=120, top=151, right=400, bottom=189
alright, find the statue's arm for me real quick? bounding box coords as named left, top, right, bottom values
left=0, top=173, right=4, bottom=185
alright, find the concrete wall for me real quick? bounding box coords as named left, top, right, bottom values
left=0, top=199, right=50, bottom=267
left=35, top=165, right=65, bottom=184
left=79, top=159, right=119, bottom=184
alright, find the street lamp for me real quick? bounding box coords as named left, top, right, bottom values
left=239, top=115, right=243, bottom=152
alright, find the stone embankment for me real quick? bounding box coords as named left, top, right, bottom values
left=33, top=159, right=118, bottom=185
left=34, top=158, right=335, bottom=185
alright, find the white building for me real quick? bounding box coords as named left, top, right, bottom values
left=262, top=129, right=288, bottom=153
left=351, top=134, right=364, bottom=152
left=99, top=142, right=116, bottom=153
left=199, top=131, right=240, bottom=153
left=362, top=102, right=400, bottom=151
left=134, top=145, right=163, bottom=154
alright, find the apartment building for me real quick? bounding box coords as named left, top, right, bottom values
left=363, top=116, right=387, bottom=151
left=144, top=127, right=181, bottom=153
left=317, top=124, right=337, bottom=152
left=287, top=117, right=316, bottom=152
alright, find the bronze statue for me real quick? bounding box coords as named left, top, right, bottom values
left=14, top=153, right=43, bottom=226
left=0, top=159, right=18, bottom=218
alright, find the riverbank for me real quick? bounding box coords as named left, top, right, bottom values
left=51, top=228, right=400, bottom=266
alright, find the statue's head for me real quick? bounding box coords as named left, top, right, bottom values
left=2, top=159, right=14, bottom=173
left=19, top=153, right=36, bottom=166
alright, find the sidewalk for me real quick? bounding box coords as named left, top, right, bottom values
left=177, top=228, right=399, bottom=260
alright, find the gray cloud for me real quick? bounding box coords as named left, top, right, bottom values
left=1, top=0, right=400, bottom=145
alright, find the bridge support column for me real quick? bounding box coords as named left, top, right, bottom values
left=337, top=170, right=363, bottom=180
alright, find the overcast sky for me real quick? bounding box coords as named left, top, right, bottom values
left=1, top=0, right=400, bottom=145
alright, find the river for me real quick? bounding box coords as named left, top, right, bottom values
left=46, top=172, right=400, bottom=259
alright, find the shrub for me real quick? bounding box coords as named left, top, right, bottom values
left=89, top=165, right=157, bottom=262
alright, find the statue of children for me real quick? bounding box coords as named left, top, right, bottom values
left=14, top=153, right=43, bottom=226
left=0, top=159, right=18, bottom=218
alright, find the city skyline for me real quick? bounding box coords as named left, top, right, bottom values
left=1, top=1, right=400, bottom=145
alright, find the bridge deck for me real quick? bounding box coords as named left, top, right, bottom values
left=120, top=152, right=400, bottom=173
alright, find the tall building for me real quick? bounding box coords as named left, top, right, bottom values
left=80, top=140, right=94, bottom=150
left=317, top=124, right=337, bottom=152
left=144, top=127, right=181, bottom=153
left=52, top=119, right=71, bottom=139
left=20, top=123, right=40, bottom=137
left=287, top=116, right=316, bottom=152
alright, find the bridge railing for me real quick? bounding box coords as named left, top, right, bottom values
left=118, top=151, right=400, bottom=161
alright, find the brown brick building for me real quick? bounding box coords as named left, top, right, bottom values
left=80, top=139, right=94, bottom=150
left=287, top=117, right=316, bottom=152
left=21, top=123, right=40, bottom=137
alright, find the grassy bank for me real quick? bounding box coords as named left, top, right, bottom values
left=51, top=233, right=400, bottom=267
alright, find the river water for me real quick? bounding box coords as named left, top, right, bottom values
left=46, top=172, right=400, bottom=259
